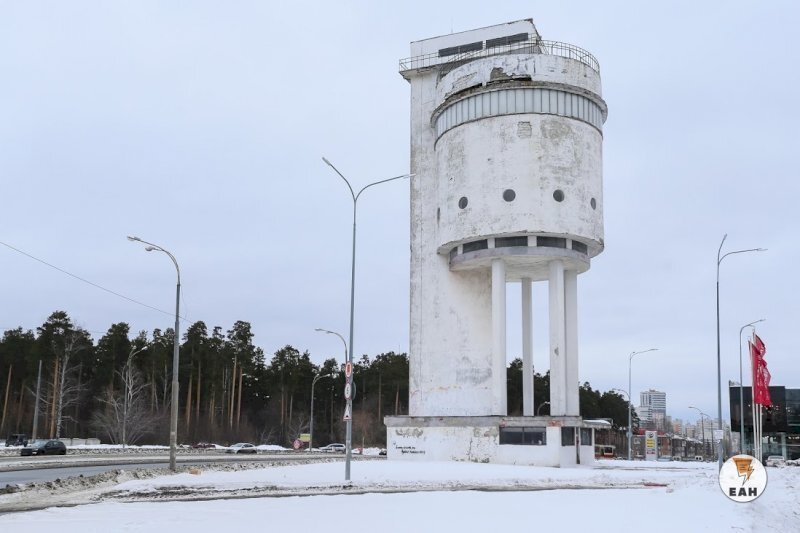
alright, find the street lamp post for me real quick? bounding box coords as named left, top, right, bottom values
left=689, top=406, right=710, bottom=458
left=128, top=236, right=181, bottom=472
left=627, top=349, right=658, bottom=460
left=738, top=319, right=765, bottom=455
left=716, top=235, right=765, bottom=469
left=536, top=401, right=550, bottom=416
left=309, top=372, right=331, bottom=452
left=322, top=157, right=412, bottom=482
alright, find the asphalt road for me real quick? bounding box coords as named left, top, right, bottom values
left=0, top=453, right=354, bottom=486
left=0, top=463, right=174, bottom=485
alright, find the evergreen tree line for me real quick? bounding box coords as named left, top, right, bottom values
left=1, top=311, right=632, bottom=447
left=506, top=359, right=635, bottom=429
left=0, top=311, right=409, bottom=447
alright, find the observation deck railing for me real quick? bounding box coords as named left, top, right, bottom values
left=399, top=38, right=600, bottom=75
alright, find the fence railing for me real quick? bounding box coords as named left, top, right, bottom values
left=399, top=39, right=599, bottom=75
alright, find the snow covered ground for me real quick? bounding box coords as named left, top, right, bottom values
left=0, top=459, right=797, bottom=532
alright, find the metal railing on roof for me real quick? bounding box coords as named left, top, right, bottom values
left=399, top=38, right=600, bottom=75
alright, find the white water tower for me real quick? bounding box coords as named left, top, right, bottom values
left=386, top=19, right=608, bottom=466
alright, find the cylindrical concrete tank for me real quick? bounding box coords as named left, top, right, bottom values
left=432, top=51, right=607, bottom=281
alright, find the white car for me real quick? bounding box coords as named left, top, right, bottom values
left=319, top=443, right=346, bottom=453
left=765, top=455, right=786, bottom=467
left=226, top=442, right=258, bottom=454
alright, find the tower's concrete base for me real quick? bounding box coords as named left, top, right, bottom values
left=385, top=416, right=598, bottom=467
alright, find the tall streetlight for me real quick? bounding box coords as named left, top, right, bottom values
left=628, top=348, right=658, bottom=460
left=128, top=235, right=181, bottom=472
left=309, top=371, right=331, bottom=452
left=738, top=318, right=765, bottom=454
left=716, top=234, right=765, bottom=469
left=321, top=157, right=413, bottom=481
left=689, top=406, right=711, bottom=458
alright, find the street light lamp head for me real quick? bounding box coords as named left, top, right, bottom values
left=144, top=246, right=157, bottom=252
left=322, top=156, right=333, bottom=167
left=127, top=235, right=140, bottom=242
left=629, top=348, right=658, bottom=360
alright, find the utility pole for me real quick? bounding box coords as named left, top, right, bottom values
left=32, top=360, right=42, bottom=440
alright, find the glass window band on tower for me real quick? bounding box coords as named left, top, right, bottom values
left=434, top=87, right=604, bottom=139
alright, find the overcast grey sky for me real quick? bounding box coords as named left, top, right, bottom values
left=1, top=1, right=797, bottom=424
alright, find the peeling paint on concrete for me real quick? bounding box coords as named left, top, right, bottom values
left=396, top=18, right=606, bottom=467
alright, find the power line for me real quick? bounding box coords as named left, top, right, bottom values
left=0, top=239, right=183, bottom=320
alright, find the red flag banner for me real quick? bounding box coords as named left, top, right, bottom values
left=751, top=335, right=772, bottom=407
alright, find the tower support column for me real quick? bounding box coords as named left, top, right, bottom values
left=522, top=277, right=534, bottom=416
left=565, top=269, right=579, bottom=416
left=491, top=258, right=507, bottom=415
left=548, top=260, right=566, bottom=416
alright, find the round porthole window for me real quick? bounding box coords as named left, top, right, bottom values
left=553, top=190, right=564, bottom=202
left=590, top=198, right=597, bottom=210
left=503, top=189, right=516, bottom=202
left=458, top=196, right=468, bottom=209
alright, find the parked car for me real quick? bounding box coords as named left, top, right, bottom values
left=378, top=448, right=387, bottom=456
left=765, top=455, right=786, bottom=467
left=5, top=433, right=28, bottom=447
left=20, top=439, right=67, bottom=456
left=192, top=442, right=216, bottom=449
left=226, top=443, right=257, bottom=454
left=319, top=443, right=346, bottom=453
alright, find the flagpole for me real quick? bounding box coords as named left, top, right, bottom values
left=749, top=337, right=756, bottom=458
left=757, top=405, right=762, bottom=461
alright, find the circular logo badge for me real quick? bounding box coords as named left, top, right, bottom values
left=718, top=454, right=767, bottom=502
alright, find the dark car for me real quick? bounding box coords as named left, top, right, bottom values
left=5, top=434, right=28, bottom=447
left=20, top=439, right=67, bottom=456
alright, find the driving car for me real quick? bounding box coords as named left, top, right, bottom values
left=765, top=455, right=786, bottom=467
left=319, top=443, right=346, bottom=453
left=226, top=442, right=257, bottom=454
left=5, top=433, right=28, bottom=447
left=20, top=439, right=67, bottom=456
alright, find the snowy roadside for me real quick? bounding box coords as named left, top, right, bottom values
left=0, top=457, right=725, bottom=509
left=0, top=458, right=344, bottom=512
left=0, top=459, right=797, bottom=532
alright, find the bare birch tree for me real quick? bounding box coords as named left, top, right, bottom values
left=91, top=342, right=160, bottom=446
